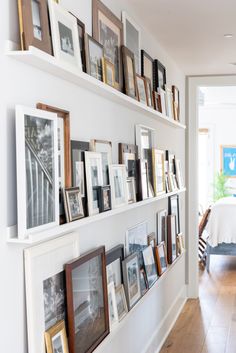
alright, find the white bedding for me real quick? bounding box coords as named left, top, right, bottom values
left=206, top=197, right=236, bottom=247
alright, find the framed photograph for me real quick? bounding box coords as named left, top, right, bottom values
left=109, top=165, right=128, bottom=209
left=107, top=282, right=119, bottom=329
left=65, top=246, right=109, bottom=353
left=156, top=209, right=167, bottom=244
left=136, top=74, right=148, bottom=105
left=106, top=244, right=124, bottom=287
left=139, top=268, right=148, bottom=295
left=153, top=91, right=162, bottom=112
left=152, top=149, right=165, bottom=196
left=127, top=177, right=136, bottom=204
left=45, top=320, right=69, bottom=353
left=85, top=151, right=103, bottom=216
left=155, top=242, right=168, bottom=275
left=71, top=140, right=89, bottom=191
left=145, top=77, right=154, bottom=108
left=147, top=232, right=156, bottom=248
left=125, top=221, right=148, bottom=257
left=169, top=194, right=180, bottom=234
left=24, top=233, right=79, bottom=353
left=48, top=0, right=81, bottom=68
left=159, top=88, right=167, bottom=116
left=167, top=215, right=177, bottom=264
left=135, top=124, right=155, bottom=160
left=17, top=0, right=52, bottom=54
left=175, top=159, right=185, bottom=189
left=141, top=50, right=154, bottom=90
left=97, top=185, right=111, bottom=212
left=119, top=143, right=138, bottom=178
left=177, top=233, right=185, bottom=255
left=122, top=253, right=142, bottom=310
left=90, top=139, right=112, bottom=186
left=102, top=58, right=115, bottom=87
left=16, top=105, right=59, bottom=239
left=85, top=34, right=104, bottom=81
left=166, top=87, right=174, bottom=119
left=138, top=159, right=154, bottom=200
left=221, top=145, right=236, bottom=177
left=122, top=11, right=141, bottom=74
left=166, top=150, right=176, bottom=174
left=172, top=85, right=180, bottom=121
left=63, top=187, right=84, bottom=222
left=142, top=245, right=158, bottom=288
left=93, top=0, right=124, bottom=91
left=153, top=59, right=166, bottom=91
left=70, top=14, right=86, bottom=72
left=122, top=46, right=139, bottom=100
left=115, top=284, right=128, bottom=321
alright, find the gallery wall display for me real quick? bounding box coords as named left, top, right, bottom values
left=65, top=246, right=109, bottom=353
left=44, top=320, right=69, bottom=353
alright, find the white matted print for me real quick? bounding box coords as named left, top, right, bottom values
left=115, top=284, right=128, bottom=321
left=48, top=0, right=81, bottom=69
left=109, top=165, right=128, bottom=209
left=107, top=282, right=119, bottom=329
left=125, top=221, right=148, bottom=256
left=15, top=105, right=59, bottom=239
left=24, top=233, right=79, bottom=353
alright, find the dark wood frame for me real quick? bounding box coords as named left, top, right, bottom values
left=169, top=194, right=180, bottom=234
left=155, top=242, right=168, bottom=275
left=122, top=46, right=138, bottom=100
left=63, top=186, right=84, bottom=222
left=153, top=59, right=167, bottom=91
left=18, top=0, right=52, bottom=54
left=70, top=13, right=86, bottom=72
left=92, top=0, right=124, bottom=91
left=136, top=74, right=149, bottom=105
left=167, top=215, right=177, bottom=264
left=153, top=91, right=162, bottom=112
left=85, top=34, right=104, bottom=81
left=106, top=244, right=124, bottom=284
left=37, top=103, right=71, bottom=188
left=65, top=246, right=109, bottom=353
left=172, top=85, right=180, bottom=121
left=141, top=50, right=154, bottom=90
left=97, top=185, right=112, bottom=212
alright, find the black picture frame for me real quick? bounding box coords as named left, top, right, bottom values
left=169, top=194, right=180, bottom=234
left=106, top=244, right=125, bottom=286
left=141, top=50, right=154, bottom=90
left=153, top=59, right=167, bottom=91
left=97, top=185, right=112, bottom=213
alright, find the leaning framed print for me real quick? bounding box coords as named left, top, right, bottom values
left=15, top=105, right=59, bottom=239
left=156, top=209, right=167, bottom=244
left=142, top=245, right=158, bottom=288
left=24, top=233, right=79, bottom=353
left=17, top=0, right=52, bottom=54
left=165, top=87, right=174, bottom=119
left=65, top=246, right=109, bottom=353
left=45, top=320, right=69, bottom=353
left=97, top=185, right=112, bottom=212
left=152, top=149, right=165, bottom=196
left=153, top=91, right=162, bottom=112
left=70, top=13, right=86, bottom=72
left=153, top=59, right=166, bottom=91
left=63, top=187, right=84, bottom=222
left=107, top=282, right=119, bottom=330
left=84, top=151, right=103, bottom=216
left=85, top=34, right=104, bottom=81
left=221, top=145, right=236, bottom=177
left=127, top=177, right=136, bottom=204
left=102, top=58, right=116, bottom=87
left=93, top=0, right=124, bottom=91
left=48, top=0, right=81, bottom=69
left=109, top=165, right=128, bottom=209
left=122, top=46, right=139, bottom=100
left=122, top=11, right=141, bottom=74
left=122, top=253, right=142, bottom=310
left=169, top=194, right=180, bottom=234
left=119, top=143, right=138, bottom=179
left=135, top=124, right=155, bottom=160
left=145, top=77, right=154, bottom=108
left=115, top=284, right=128, bottom=321
left=90, top=139, right=112, bottom=186
left=158, top=88, right=167, bottom=116
left=125, top=221, right=148, bottom=257
left=71, top=140, right=89, bottom=191
left=167, top=214, right=177, bottom=264
left=141, top=50, right=154, bottom=90
left=172, top=85, right=180, bottom=121
left=106, top=244, right=125, bottom=287
left=136, top=74, right=149, bottom=105
left=155, top=242, right=168, bottom=275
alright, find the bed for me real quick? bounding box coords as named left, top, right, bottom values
left=205, top=197, right=236, bottom=272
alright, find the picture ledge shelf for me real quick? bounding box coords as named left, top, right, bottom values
left=6, top=43, right=186, bottom=129
left=7, top=188, right=186, bottom=244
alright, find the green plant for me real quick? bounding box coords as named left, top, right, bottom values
left=213, top=172, right=230, bottom=202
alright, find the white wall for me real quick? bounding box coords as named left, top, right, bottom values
left=0, top=1, right=186, bottom=353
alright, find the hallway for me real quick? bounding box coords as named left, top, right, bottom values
left=161, top=256, right=236, bottom=353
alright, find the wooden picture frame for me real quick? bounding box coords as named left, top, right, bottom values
left=85, top=34, right=104, bottom=81
left=153, top=59, right=166, bottom=91
left=106, top=244, right=125, bottom=287
left=65, top=246, right=109, bottom=353
left=122, top=46, right=139, bottom=100
left=63, top=187, right=84, bottom=222
left=141, top=50, right=154, bottom=90
left=45, top=320, right=69, bottom=353
left=97, top=185, right=112, bottom=212
left=102, top=58, right=116, bottom=87
left=155, top=242, right=168, bottom=275
left=172, top=85, right=180, bottom=121
left=136, top=74, right=149, bottom=105
left=92, top=0, right=124, bottom=91
left=167, top=215, right=177, bottom=264
left=17, top=0, right=52, bottom=54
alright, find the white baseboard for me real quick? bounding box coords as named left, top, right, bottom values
left=142, top=285, right=187, bottom=353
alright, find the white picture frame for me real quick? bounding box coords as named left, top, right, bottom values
left=109, top=165, right=128, bottom=209
left=115, top=284, right=128, bottom=321
left=158, top=88, right=167, bottom=116
left=122, top=11, right=141, bottom=74
left=90, top=139, right=112, bottom=186
left=85, top=151, right=103, bottom=216
left=107, top=282, right=119, bottom=329
left=135, top=124, right=156, bottom=159
left=15, top=105, right=59, bottom=239
left=165, top=87, right=174, bottom=119
left=156, top=209, right=167, bottom=244
left=24, top=233, right=80, bottom=353
left=125, top=221, right=148, bottom=256
left=175, top=159, right=185, bottom=189
left=48, top=0, right=82, bottom=69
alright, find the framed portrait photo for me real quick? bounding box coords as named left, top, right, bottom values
left=141, top=50, right=154, bottom=90
left=48, top=0, right=81, bottom=69
left=115, top=284, right=128, bottom=321
left=109, top=165, right=128, bottom=209
left=63, top=187, right=84, bottom=222
left=122, top=253, right=142, bottom=310
left=85, top=34, right=104, bottom=81
left=167, top=214, right=177, bottom=264
left=153, top=59, right=166, bottom=91
left=90, top=139, right=112, bottom=186
left=106, top=244, right=124, bottom=287
left=142, top=245, right=158, bottom=288
left=93, top=0, right=124, bottom=91
left=17, top=0, right=52, bottom=54
left=156, top=209, right=167, bottom=244
left=45, top=320, right=69, bottom=353
left=155, top=242, right=168, bottom=275
left=65, top=246, right=109, bottom=353
left=24, top=233, right=79, bottom=353
left=107, top=282, right=119, bottom=329
left=122, top=46, right=139, bottom=100
left=97, top=185, right=112, bottom=212
left=15, top=105, right=59, bottom=239
left=136, top=74, right=148, bottom=105
left=172, top=85, right=180, bottom=121
left=152, top=149, right=165, bottom=196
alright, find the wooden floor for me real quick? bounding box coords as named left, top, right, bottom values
left=160, top=256, right=236, bottom=353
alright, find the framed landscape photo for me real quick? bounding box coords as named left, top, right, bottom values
left=107, top=282, right=119, bottom=329
left=106, top=244, right=124, bottom=287
left=65, top=246, right=109, bottom=353
left=109, top=165, right=128, bottom=209
left=153, top=59, right=166, bottom=91
left=48, top=0, right=81, bottom=69
left=172, top=85, right=180, bottom=121
left=122, top=253, right=142, bottom=310
left=93, top=0, right=124, bottom=91
left=17, top=0, right=52, bottom=54
left=142, top=245, right=158, bottom=288
left=63, top=187, right=84, bottom=222
left=102, top=58, right=115, bottom=87
left=156, top=209, right=167, bottom=244
left=16, top=105, right=59, bottom=239
left=122, top=46, right=139, bottom=100
left=85, top=34, right=104, bottom=81
left=115, top=284, right=128, bottom=321
left=141, top=50, right=154, bottom=90
left=136, top=74, right=148, bottom=105
left=24, top=233, right=79, bottom=353
left=97, top=185, right=111, bottom=212
left=122, top=11, right=141, bottom=74
left=155, top=242, right=168, bottom=275
left=90, top=139, right=112, bottom=186
left=167, top=215, right=177, bottom=264
left=152, top=149, right=165, bottom=196
left=45, top=320, right=69, bottom=353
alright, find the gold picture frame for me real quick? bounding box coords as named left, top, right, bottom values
left=45, top=321, right=69, bottom=353
left=102, top=58, right=116, bottom=88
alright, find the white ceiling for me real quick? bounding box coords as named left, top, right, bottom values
left=129, top=0, right=236, bottom=75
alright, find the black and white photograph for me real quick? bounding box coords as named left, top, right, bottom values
left=58, top=22, right=74, bottom=56
left=75, top=161, right=85, bottom=197
left=123, top=253, right=141, bottom=309
left=52, top=333, right=64, bottom=353
left=109, top=165, right=128, bottom=209
left=142, top=245, right=158, bottom=288
left=64, top=187, right=84, bottom=222
left=115, top=285, right=128, bottom=321
left=97, top=185, right=111, bottom=212
left=107, top=282, right=118, bottom=329
left=126, top=221, right=148, bottom=258
left=100, top=22, right=119, bottom=82
left=32, top=0, right=42, bottom=40
left=156, top=209, right=167, bottom=244
left=90, top=140, right=112, bottom=185
left=43, top=272, right=66, bottom=331
left=85, top=152, right=103, bottom=215
left=106, top=258, right=122, bottom=287
left=85, top=35, right=104, bottom=81
left=136, top=75, right=147, bottom=104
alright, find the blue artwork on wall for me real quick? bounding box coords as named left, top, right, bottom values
left=222, top=146, right=236, bottom=177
